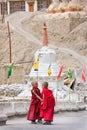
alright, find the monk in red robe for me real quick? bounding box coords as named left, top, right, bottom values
left=40, top=82, right=55, bottom=125
left=27, top=81, right=42, bottom=124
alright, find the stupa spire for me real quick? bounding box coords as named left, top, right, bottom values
left=43, top=23, right=48, bottom=46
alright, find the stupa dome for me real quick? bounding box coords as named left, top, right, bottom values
left=29, top=23, right=59, bottom=77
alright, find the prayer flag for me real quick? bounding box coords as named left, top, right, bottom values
left=35, top=57, right=39, bottom=63
left=81, top=70, right=86, bottom=82
left=33, top=57, right=39, bottom=71
left=57, top=66, right=63, bottom=80
left=47, top=64, right=51, bottom=76
left=33, top=62, right=38, bottom=71
left=67, top=68, right=72, bottom=79
left=7, top=63, right=13, bottom=78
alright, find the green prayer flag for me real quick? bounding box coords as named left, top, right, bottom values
left=67, top=69, right=72, bottom=79
left=7, top=63, right=13, bottom=78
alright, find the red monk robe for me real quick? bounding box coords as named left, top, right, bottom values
left=40, top=87, right=55, bottom=123
left=27, top=86, right=41, bottom=123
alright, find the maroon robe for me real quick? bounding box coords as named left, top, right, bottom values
left=27, top=87, right=41, bottom=121
left=40, top=88, right=55, bottom=122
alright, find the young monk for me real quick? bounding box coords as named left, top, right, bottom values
left=40, top=82, right=55, bottom=125
left=27, top=81, right=42, bottom=124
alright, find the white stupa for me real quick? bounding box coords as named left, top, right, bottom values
left=24, top=24, right=80, bottom=102
left=29, top=23, right=59, bottom=77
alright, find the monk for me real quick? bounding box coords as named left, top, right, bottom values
left=40, top=82, right=55, bottom=125
left=27, top=81, right=42, bottom=124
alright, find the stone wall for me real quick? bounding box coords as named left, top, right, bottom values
left=0, top=99, right=86, bottom=117
left=0, top=65, right=25, bottom=84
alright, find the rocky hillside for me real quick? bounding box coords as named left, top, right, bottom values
left=0, top=13, right=40, bottom=74
left=0, top=10, right=87, bottom=75
left=22, top=11, right=87, bottom=71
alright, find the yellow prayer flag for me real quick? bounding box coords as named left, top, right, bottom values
left=33, top=62, right=38, bottom=71
left=47, top=65, right=51, bottom=76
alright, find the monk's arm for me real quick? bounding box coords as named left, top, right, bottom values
left=32, top=90, right=43, bottom=101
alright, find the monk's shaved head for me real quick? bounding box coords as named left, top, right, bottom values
left=42, top=82, right=48, bottom=88
left=31, top=81, right=38, bottom=87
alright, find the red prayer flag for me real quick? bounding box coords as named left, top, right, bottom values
left=81, top=70, right=86, bottom=82
left=57, top=66, right=63, bottom=80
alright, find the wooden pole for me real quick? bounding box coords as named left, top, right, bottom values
left=2, top=0, right=5, bottom=23
left=56, top=79, right=58, bottom=102
left=4, top=22, right=12, bottom=97
left=7, top=21, right=12, bottom=63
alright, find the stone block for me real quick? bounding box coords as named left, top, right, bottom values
left=0, top=102, right=15, bottom=117
left=54, top=101, right=86, bottom=112
left=13, top=102, right=29, bottom=113
left=0, top=113, right=7, bottom=126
